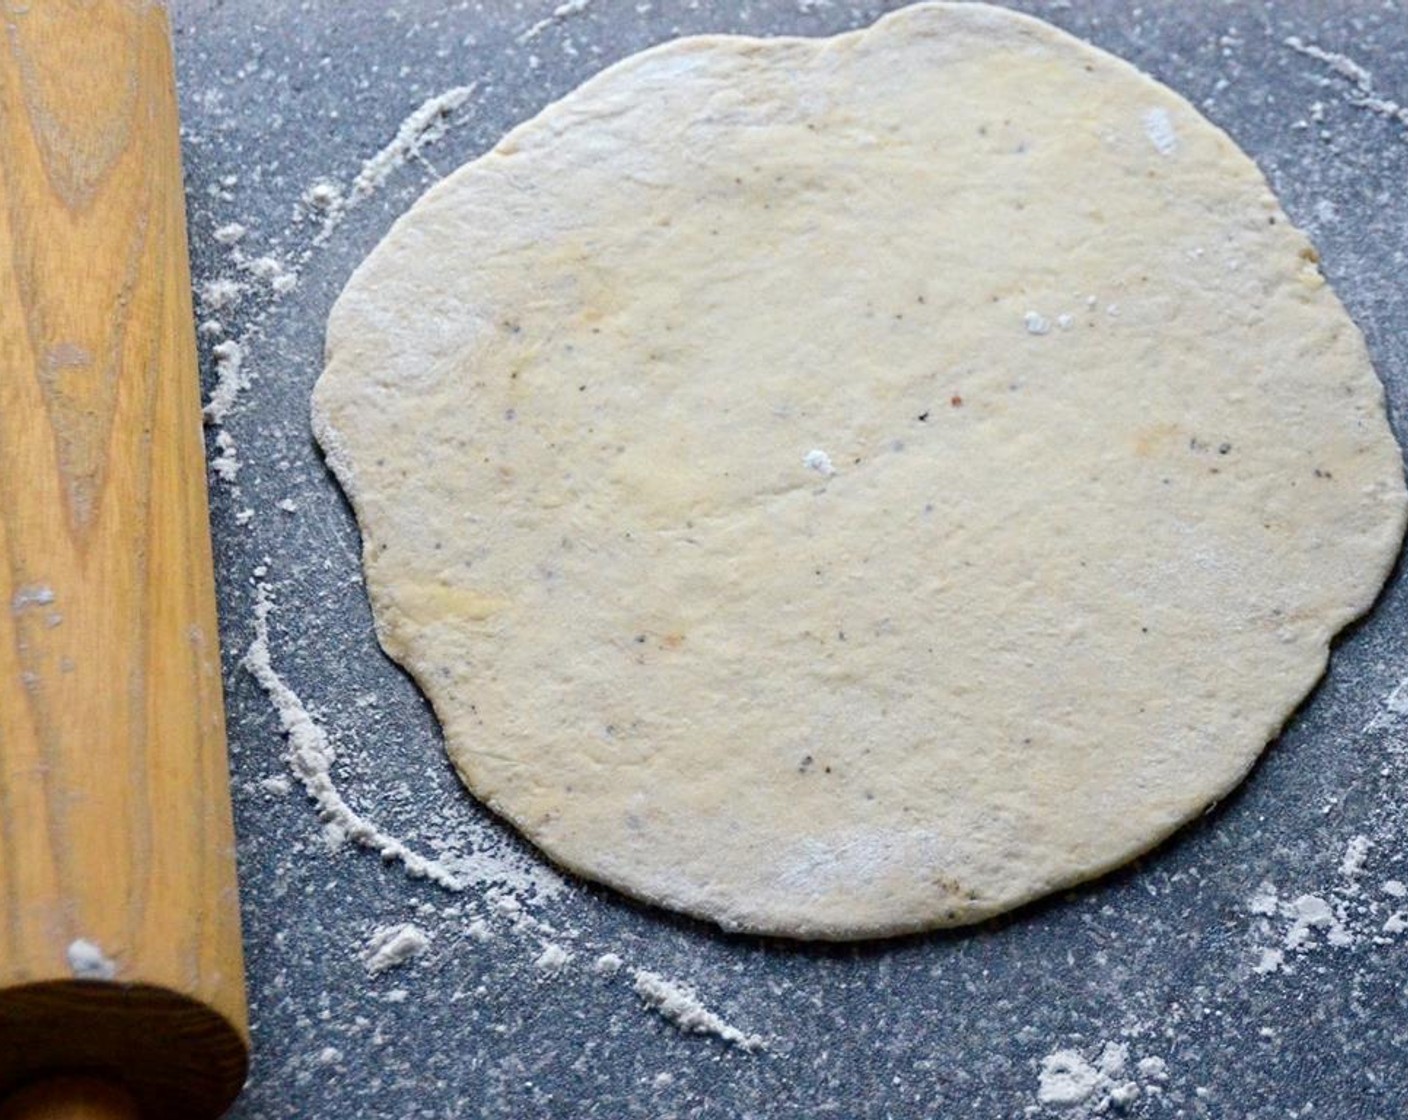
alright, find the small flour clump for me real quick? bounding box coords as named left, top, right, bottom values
left=199, top=277, right=245, bottom=312
left=67, top=939, right=117, bottom=980
left=534, top=943, right=572, bottom=974
left=211, top=430, right=241, bottom=482
left=362, top=923, right=431, bottom=976
left=1035, top=1042, right=1166, bottom=1114
left=803, top=448, right=836, bottom=477
left=631, top=969, right=764, bottom=1050
left=306, top=180, right=344, bottom=210
left=213, top=222, right=247, bottom=245
left=204, top=339, right=247, bottom=426
left=466, top=919, right=494, bottom=943
left=10, top=584, right=54, bottom=611
left=243, top=254, right=298, bottom=294
left=1245, top=827, right=1408, bottom=974
left=1037, top=1049, right=1104, bottom=1106
left=1339, top=835, right=1372, bottom=884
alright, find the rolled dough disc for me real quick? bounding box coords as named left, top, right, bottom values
left=312, top=2, right=1407, bottom=938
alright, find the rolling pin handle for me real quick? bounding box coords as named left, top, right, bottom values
left=0, top=1077, right=141, bottom=1120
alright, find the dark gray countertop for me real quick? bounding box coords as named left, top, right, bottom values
left=169, top=2, right=1408, bottom=1116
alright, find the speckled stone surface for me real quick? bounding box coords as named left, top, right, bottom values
left=169, top=2, right=1408, bottom=1117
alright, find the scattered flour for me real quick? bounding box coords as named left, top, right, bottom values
left=592, top=952, right=624, bottom=976
left=1034, top=1041, right=1166, bottom=1115
left=1363, top=672, right=1408, bottom=733
left=520, top=0, right=594, bottom=43
left=199, top=277, right=246, bottom=311
left=348, top=85, right=477, bottom=204
left=1339, top=834, right=1372, bottom=883
left=241, top=583, right=563, bottom=909
left=631, top=969, right=764, bottom=1051
left=534, top=943, right=572, bottom=974
left=466, top=919, right=494, bottom=943
left=211, top=429, right=241, bottom=482
left=204, top=340, right=247, bottom=425
left=241, top=253, right=298, bottom=294
left=213, top=221, right=247, bottom=244
left=363, top=923, right=431, bottom=976
left=1285, top=37, right=1408, bottom=134
left=67, top=939, right=117, bottom=981
left=1247, top=832, right=1408, bottom=973
left=305, top=180, right=344, bottom=210
left=300, top=85, right=475, bottom=257
left=200, top=87, right=478, bottom=435
left=242, top=582, right=468, bottom=892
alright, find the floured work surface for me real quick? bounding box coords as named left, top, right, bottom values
left=313, top=2, right=1407, bottom=939
left=187, top=0, right=1408, bottom=1116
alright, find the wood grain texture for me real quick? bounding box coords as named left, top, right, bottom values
left=0, top=2, right=248, bottom=1116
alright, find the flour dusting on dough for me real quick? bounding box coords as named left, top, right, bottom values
left=1143, top=106, right=1178, bottom=155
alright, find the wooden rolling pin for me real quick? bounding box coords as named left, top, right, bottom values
left=0, top=3, right=249, bottom=1118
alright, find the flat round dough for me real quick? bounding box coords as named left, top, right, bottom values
left=313, top=2, right=1407, bottom=938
